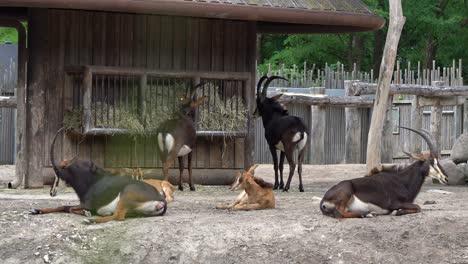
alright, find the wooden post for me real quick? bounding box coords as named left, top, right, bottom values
left=25, top=9, right=48, bottom=188
left=381, top=97, right=394, bottom=163
left=310, top=87, right=326, bottom=164
left=2, top=19, right=27, bottom=189
left=411, top=95, right=422, bottom=152
left=344, top=81, right=362, bottom=163
left=430, top=81, right=444, bottom=156
left=82, top=67, right=92, bottom=134
left=244, top=22, right=256, bottom=170
left=366, top=0, right=406, bottom=174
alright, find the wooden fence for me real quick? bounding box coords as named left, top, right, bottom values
left=253, top=60, right=465, bottom=164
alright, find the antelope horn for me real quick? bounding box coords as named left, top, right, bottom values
left=257, top=75, right=268, bottom=99
left=398, top=126, right=438, bottom=158
left=189, top=82, right=207, bottom=99
left=262, top=76, right=288, bottom=98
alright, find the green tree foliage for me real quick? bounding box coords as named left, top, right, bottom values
left=0, top=27, right=18, bottom=44
left=259, top=0, right=468, bottom=79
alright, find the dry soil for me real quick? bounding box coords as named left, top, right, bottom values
left=0, top=164, right=467, bottom=264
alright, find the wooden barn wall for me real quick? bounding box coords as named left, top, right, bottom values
left=42, top=9, right=252, bottom=170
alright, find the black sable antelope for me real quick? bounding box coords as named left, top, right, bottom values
left=156, top=83, right=206, bottom=191
left=30, top=128, right=167, bottom=223
left=255, top=75, right=308, bottom=192
left=320, top=126, right=448, bottom=218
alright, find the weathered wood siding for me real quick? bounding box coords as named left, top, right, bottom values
left=42, top=9, right=253, bottom=171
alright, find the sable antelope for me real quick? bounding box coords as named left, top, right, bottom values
left=320, top=126, right=448, bottom=218
left=216, top=165, right=275, bottom=210
left=30, top=128, right=167, bottom=223
left=255, top=75, right=308, bottom=192
left=156, top=83, right=206, bottom=191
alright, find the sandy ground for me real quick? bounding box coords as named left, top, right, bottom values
left=1, top=164, right=468, bottom=264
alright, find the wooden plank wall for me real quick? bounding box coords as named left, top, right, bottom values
left=43, top=9, right=251, bottom=170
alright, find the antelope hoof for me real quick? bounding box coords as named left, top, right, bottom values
left=178, top=185, right=184, bottom=191
left=299, top=186, right=304, bottom=192
left=273, top=183, right=280, bottom=190
left=282, top=186, right=289, bottom=192
left=29, top=209, right=41, bottom=215
left=190, top=185, right=196, bottom=191
left=83, top=210, right=92, bottom=217
left=364, top=213, right=374, bottom=218
left=279, top=182, right=284, bottom=189
left=83, top=218, right=96, bottom=225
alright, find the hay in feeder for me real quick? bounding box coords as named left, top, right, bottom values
left=197, top=85, right=248, bottom=134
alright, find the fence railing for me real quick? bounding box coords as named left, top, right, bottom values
left=257, top=59, right=464, bottom=89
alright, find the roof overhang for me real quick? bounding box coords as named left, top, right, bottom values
left=0, top=0, right=385, bottom=33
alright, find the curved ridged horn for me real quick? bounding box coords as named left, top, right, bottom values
left=398, top=126, right=437, bottom=157
left=189, top=82, right=207, bottom=99
left=262, top=76, right=289, bottom=98
left=257, top=75, right=268, bottom=99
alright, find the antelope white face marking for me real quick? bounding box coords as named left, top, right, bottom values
left=135, top=201, right=166, bottom=216
left=347, top=195, right=389, bottom=215
left=97, top=195, right=120, bottom=216
left=321, top=201, right=336, bottom=210
left=296, top=133, right=307, bottom=151
left=165, top=134, right=175, bottom=152
left=177, top=145, right=192, bottom=156
left=275, top=141, right=285, bottom=151
left=429, top=159, right=448, bottom=184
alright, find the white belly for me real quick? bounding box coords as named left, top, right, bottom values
left=177, top=145, right=192, bottom=156
left=347, top=195, right=389, bottom=215
left=135, top=201, right=166, bottom=216
left=97, top=195, right=120, bottom=216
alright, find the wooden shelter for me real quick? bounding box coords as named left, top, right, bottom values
left=0, top=0, right=384, bottom=188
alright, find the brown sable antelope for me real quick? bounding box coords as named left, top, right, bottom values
left=30, top=128, right=167, bottom=223
left=320, top=126, right=448, bottom=218
left=255, top=75, right=308, bottom=192
left=216, top=165, right=275, bottom=210
left=143, top=179, right=176, bottom=203
left=156, top=83, right=206, bottom=191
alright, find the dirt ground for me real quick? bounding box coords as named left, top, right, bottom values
left=0, top=164, right=467, bottom=264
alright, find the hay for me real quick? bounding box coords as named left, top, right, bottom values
left=197, top=86, right=247, bottom=133
left=62, top=84, right=248, bottom=138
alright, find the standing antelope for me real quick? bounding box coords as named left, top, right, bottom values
left=255, top=76, right=308, bottom=192
left=320, top=126, right=448, bottom=218
left=31, top=128, right=167, bottom=223
left=156, top=84, right=205, bottom=191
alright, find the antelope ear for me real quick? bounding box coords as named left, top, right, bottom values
left=403, top=151, right=425, bottom=161
left=191, top=96, right=207, bottom=107
left=247, top=164, right=259, bottom=174
left=271, top=93, right=283, bottom=101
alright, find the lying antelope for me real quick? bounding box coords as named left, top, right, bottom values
left=156, top=83, right=205, bottom=191
left=216, top=165, right=275, bottom=210
left=320, top=127, right=448, bottom=218
left=30, top=128, right=167, bottom=223
left=255, top=75, right=308, bottom=192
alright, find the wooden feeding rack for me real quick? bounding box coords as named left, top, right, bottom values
left=64, top=65, right=251, bottom=138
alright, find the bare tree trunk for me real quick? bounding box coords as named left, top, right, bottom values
left=423, top=34, right=437, bottom=69
left=348, top=34, right=364, bottom=72
left=366, top=0, right=406, bottom=175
